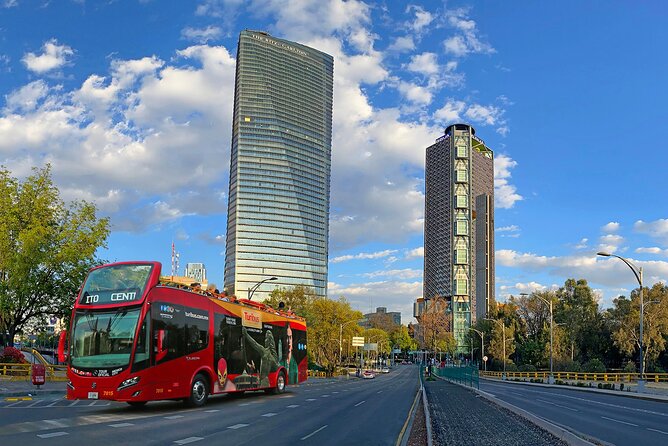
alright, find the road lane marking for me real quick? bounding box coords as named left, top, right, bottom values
left=44, top=419, right=70, bottom=428
left=68, top=400, right=79, bottom=407
left=262, top=413, right=277, bottom=417
left=377, top=391, right=383, bottom=394
left=601, top=416, right=638, bottom=426
left=306, top=398, right=317, bottom=401
left=227, top=424, right=249, bottom=429
left=536, top=398, right=579, bottom=412
left=332, top=391, right=339, bottom=394
left=286, top=404, right=300, bottom=408
left=301, top=425, right=327, bottom=440
left=204, top=409, right=219, bottom=413
left=647, top=428, right=668, bottom=435
left=37, top=432, right=68, bottom=439
left=238, top=403, right=251, bottom=406
left=109, top=423, right=134, bottom=428
left=321, top=395, right=330, bottom=398
left=165, top=415, right=184, bottom=419
left=354, top=400, right=366, bottom=407
left=27, top=400, right=41, bottom=407
left=175, top=437, right=204, bottom=444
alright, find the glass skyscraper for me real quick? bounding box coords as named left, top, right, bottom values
left=423, top=124, right=495, bottom=351
left=224, top=30, right=333, bottom=301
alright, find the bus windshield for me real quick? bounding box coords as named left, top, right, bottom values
left=79, top=263, right=153, bottom=306
left=70, top=308, right=141, bottom=369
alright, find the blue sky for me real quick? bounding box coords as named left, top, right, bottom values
left=1, top=1, right=667, bottom=325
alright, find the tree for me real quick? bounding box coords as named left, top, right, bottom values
left=555, top=279, right=600, bottom=362
left=0, top=165, right=109, bottom=345
left=418, top=296, right=451, bottom=353
left=390, top=325, right=417, bottom=353
left=607, top=283, right=668, bottom=373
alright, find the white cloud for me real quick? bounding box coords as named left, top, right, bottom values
left=4, top=80, right=50, bottom=113
left=443, top=8, right=495, bottom=57
left=329, top=279, right=422, bottom=324
left=3, top=0, right=18, bottom=7
left=602, top=221, right=620, bottom=233
left=405, top=247, right=424, bottom=259
left=406, top=52, right=439, bottom=75
left=465, top=103, right=503, bottom=126
left=406, top=5, right=433, bottom=33
left=634, top=219, right=668, bottom=245
left=330, top=249, right=398, bottom=263
left=434, top=99, right=466, bottom=122
left=494, top=154, right=522, bottom=209
left=387, top=36, right=415, bottom=52
left=397, top=81, right=432, bottom=105
left=22, top=39, right=74, bottom=74
left=181, top=26, right=223, bottom=43
left=598, top=234, right=624, bottom=254
left=575, top=238, right=589, bottom=250
left=497, top=225, right=519, bottom=232
left=635, top=247, right=668, bottom=255
left=362, top=268, right=422, bottom=280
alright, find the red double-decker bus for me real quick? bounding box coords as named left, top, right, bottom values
left=62, top=261, right=307, bottom=407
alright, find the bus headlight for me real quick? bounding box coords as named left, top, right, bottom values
left=117, top=376, right=140, bottom=391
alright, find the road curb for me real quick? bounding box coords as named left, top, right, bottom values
left=481, top=377, right=668, bottom=403
left=434, top=375, right=597, bottom=446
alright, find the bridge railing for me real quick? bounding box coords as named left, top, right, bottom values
left=481, top=370, right=668, bottom=383
left=0, top=363, right=68, bottom=381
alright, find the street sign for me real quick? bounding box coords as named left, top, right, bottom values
left=392, top=348, right=402, bottom=354
left=483, top=356, right=488, bottom=362
left=352, top=336, right=364, bottom=347
left=364, top=343, right=377, bottom=351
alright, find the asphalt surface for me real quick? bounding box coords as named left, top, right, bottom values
left=425, top=379, right=567, bottom=446
left=480, top=379, right=668, bottom=445
left=0, top=366, right=419, bottom=445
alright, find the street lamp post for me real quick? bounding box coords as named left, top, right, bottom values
left=469, top=328, right=485, bottom=371
left=247, top=276, right=278, bottom=301
left=485, top=318, right=506, bottom=379
left=339, top=319, right=362, bottom=366
left=597, top=252, right=645, bottom=392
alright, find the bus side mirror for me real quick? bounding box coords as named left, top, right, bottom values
left=155, top=329, right=167, bottom=362
left=58, top=330, right=68, bottom=363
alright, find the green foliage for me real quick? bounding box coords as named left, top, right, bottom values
left=390, top=325, right=417, bottom=352
left=623, top=361, right=637, bottom=373
left=554, top=359, right=581, bottom=372
left=0, top=165, right=109, bottom=342
left=582, top=358, right=606, bottom=373
left=518, top=364, right=537, bottom=372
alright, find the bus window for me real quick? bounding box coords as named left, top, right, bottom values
left=184, top=306, right=209, bottom=354
left=131, top=314, right=150, bottom=372
left=151, top=303, right=185, bottom=364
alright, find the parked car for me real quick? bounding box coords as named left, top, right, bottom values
left=381, top=367, right=390, bottom=373
left=362, top=370, right=375, bottom=379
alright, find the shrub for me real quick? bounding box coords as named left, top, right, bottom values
left=582, top=358, right=606, bottom=373
left=555, top=360, right=581, bottom=372
left=518, top=364, right=537, bottom=372
left=0, top=347, right=27, bottom=364
left=622, top=361, right=636, bottom=373
left=505, top=363, right=519, bottom=372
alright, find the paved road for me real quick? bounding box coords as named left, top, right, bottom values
left=0, top=365, right=419, bottom=445
left=480, top=379, right=668, bottom=445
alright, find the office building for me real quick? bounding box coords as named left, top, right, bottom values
left=184, top=263, right=207, bottom=284
left=423, top=123, right=494, bottom=351
left=224, top=30, right=334, bottom=300
left=362, top=307, right=402, bottom=329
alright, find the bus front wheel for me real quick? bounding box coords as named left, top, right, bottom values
left=187, top=374, right=209, bottom=407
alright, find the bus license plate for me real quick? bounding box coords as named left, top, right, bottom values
left=88, top=392, right=99, bottom=399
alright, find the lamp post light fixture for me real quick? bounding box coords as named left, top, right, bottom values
left=469, top=328, right=485, bottom=372
left=597, top=251, right=645, bottom=392
left=522, top=292, right=554, bottom=384
left=484, top=318, right=506, bottom=379
left=339, top=319, right=363, bottom=366
left=247, top=276, right=278, bottom=301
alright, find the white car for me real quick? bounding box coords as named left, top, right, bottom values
left=381, top=367, right=390, bottom=373
left=362, top=370, right=375, bottom=379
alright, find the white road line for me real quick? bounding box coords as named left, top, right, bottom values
left=68, top=400, right=79, bottom=407
left=601, top=416, right=638, bottom=427
left=174, top=437, right=204, bottom=445
left=332, top=391, right=339, bottom=394
left=238, top=403, right=251, bottom=406
left=647, top=428, right=668, bottom=435
left=204, top=409, right=219, bottom=413
left=535, top=398, right=579, bottom=412
left=306, top=398, right=317, bottom=401
left=377, top=390, right=383, bottom=394
left=44, top=419, right=69, bottom=428
left=301, top=425, right=327, bottom=441
left=7, top=401, right=26, bottom=407
left=109, top=423, right=134, bottom=428
left=286, top=404, right=300, bottom=408
left=262, top=413, right=277, bottom=417
left=227, top=424, right=249, bottom=430
left=321, top=395, right=330, bottom=398
left=37, top=432, right=68, bottom=439
left=165, top=415, right=184, bottom=419
left=27, top=400, right=41, bottom=407
left=87, top=401, right=98, bottom=406
left=354, top=400, right=366, bottom=407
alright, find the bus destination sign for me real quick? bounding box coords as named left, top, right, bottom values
left=79, top=289, right=142, bottom=306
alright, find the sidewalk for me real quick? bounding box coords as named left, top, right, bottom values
left=0, top=378, right=66, bottom=398
left=425, top=379, right=569, bottom=446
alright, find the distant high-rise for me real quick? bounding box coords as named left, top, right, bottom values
left=184, top=263, right=207, bottom=283
left=423, top=124, right=494, bottom=351
left=224, top=30, right=333, bottom=300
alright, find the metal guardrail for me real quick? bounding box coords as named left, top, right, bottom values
left=0, top=363, right=68, bottom=381
left=481, top=370, right=668, bottom=383
left=434, top=365, right=479, bottom=389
